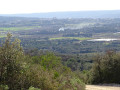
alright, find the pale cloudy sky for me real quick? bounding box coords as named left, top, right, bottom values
left=0, top=0, right=120, bottom=14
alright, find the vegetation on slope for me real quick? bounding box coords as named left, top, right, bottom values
left=0, top=33, right=85, bottom=90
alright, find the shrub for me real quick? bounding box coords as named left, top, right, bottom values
left=90, top=51, right=120, bottom=84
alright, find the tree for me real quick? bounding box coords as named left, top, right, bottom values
left=90, top=51, right=120, bottom=84
left=0, top=33, right=24, bottom=90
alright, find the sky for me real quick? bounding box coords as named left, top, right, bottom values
left=0, top=0, right=120, bottom=14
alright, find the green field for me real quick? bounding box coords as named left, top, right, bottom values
left=49, top=37, right=91, bottom=40
left=0, top=26, right=41, bottom=31
left=0, top=35, right=6, bottom=38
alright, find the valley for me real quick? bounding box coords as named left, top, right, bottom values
left=0, top=13, right=120, bottom=90
left=0, top=17, right=120, bottom=54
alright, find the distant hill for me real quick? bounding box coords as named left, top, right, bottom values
left=1, top=10, right=120, bottom=18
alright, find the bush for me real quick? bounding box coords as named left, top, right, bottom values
left=0, top=33, right=25, bottom=90
left=90, top=51, right=120, bottom=84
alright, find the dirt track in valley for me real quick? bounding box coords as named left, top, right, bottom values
left=86, top=85, right=120, bottom=90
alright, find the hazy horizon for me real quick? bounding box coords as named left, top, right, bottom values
left=1, top=9, right=120, bottom=15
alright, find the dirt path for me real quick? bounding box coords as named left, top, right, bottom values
left=86, top=85, right=120, bottom=90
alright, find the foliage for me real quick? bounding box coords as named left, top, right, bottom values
left=29, top=86, right=41, bottom=90
left=90, top=51, right=120, bottom=84
left=0, top=34, right=85, bottom=90
left=0, top=85, right=9, bottom=90
left=0, top=33, right=24, bottom=90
